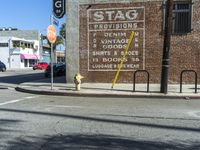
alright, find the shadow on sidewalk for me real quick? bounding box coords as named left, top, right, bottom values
left=6, top=133, right=200, bottom=150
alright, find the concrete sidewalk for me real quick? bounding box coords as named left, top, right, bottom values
left=14, top=77, right=200, bottom=99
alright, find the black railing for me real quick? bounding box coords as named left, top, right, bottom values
left=133, top=70, right=150, bottom=93
left=180, top=70, right=197, bottom=93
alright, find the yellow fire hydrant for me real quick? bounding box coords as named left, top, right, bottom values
left=74, top=73, right=84, bottom=91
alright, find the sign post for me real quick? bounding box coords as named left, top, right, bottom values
left=47, top=24, right=57, bottom=90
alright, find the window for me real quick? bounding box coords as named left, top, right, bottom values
left=12, top=41, right=34, bottom=49
left=13, top=41, right=20, bottom=48
left=57, top=57, right=65, bottom=63
left=172, top=1, right=192, bottom=34
left=30, top=44, right=33, bottom=48
left=0, top=43, right=8, bottom=47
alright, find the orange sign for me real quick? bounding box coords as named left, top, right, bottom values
left=47, top=25, right=56, bottom=44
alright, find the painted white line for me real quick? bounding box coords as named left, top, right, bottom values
left=187, top=111, right=200, bottom=118
left=47, top=105, right=83, bottom=108
left=0, top=96, right=38, bottom=106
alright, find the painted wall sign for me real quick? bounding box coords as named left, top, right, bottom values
left=87, top=7, right=145, bottom=71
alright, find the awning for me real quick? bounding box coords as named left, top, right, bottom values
left=20, top=54, right=40, bottom=60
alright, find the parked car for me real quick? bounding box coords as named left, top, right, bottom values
left=44, top=63, right=66, bottom=78
left=33, top=62, right=48, bottom=70
left=0, top=61, right=6, bottom=72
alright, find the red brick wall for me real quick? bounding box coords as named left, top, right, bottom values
left=79, top=1, right=200, bottom=84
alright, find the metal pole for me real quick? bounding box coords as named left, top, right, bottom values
left=39, top=33, right=43, bottom=62
left=50, top=13, right=54, bottom=90
left=51, top=43, right=54, bottom=90
left=65, top=0, right=67, bottom=83
left=8, top=39, right=11, bottom=69
left=160, top=0, right=173, bottom=94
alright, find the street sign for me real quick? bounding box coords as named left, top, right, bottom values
left=52, top=16, right=59, bottom=26
left=53, top=0, right=65, bottom=19
left=47, top=25, right=56, bottom=44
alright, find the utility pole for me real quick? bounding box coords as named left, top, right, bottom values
left=160, top=0, right=173, bottom=94
left=65, top=1, right=67, bottom=83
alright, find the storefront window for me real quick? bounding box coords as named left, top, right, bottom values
left=29, top=59, right=37, bottom=67
left=24, top=59, right=28, bottom=67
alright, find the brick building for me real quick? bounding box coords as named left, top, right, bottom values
left=66, top=0, right=200, bottom=84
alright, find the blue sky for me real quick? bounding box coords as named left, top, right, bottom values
left=0, top=0, right=65, bottom=34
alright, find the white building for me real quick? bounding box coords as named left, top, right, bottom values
left=0, top=36, right=40, bottom=69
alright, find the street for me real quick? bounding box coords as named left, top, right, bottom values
left=1, top=0, right=200, bottom=149
left=0, top=70, right=44, bottom=84
left=0, top=90, right=200, bottom=149
left=0, top=70, right=200, bottom=149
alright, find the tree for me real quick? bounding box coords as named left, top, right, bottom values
left=48, top=36, right=63, bottom=50
left=41, top=23, right=66, bottom=63
left=42, top=23, right=65, bottom=49
left=42, top=35, right=63, bottom=63
left=59, top=23, right=66, bottom=40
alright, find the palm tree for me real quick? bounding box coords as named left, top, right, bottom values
left=59, top=23, right=66, bottom=40
left=42, top=35, right=63, bottom=63
left=41, top=23, right=66, bottom=63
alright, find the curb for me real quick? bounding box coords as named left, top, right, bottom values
left=15, top=86, right=200, bottom=99
left=0, top=83, right=17, bottom=89
left=0, top=87, right=9, bottom=90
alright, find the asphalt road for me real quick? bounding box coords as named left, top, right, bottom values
left=0, top=70, right=45, bottom=84
left=0, top=88, right=200, bottom=150
left=0, top=70, right=200, bottom=149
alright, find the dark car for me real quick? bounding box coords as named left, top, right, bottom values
left=44, top=63, right=65, bottom=78
left=0, top=61, right=6, bottom=72
left=33, top=62, right=49, bottom=70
